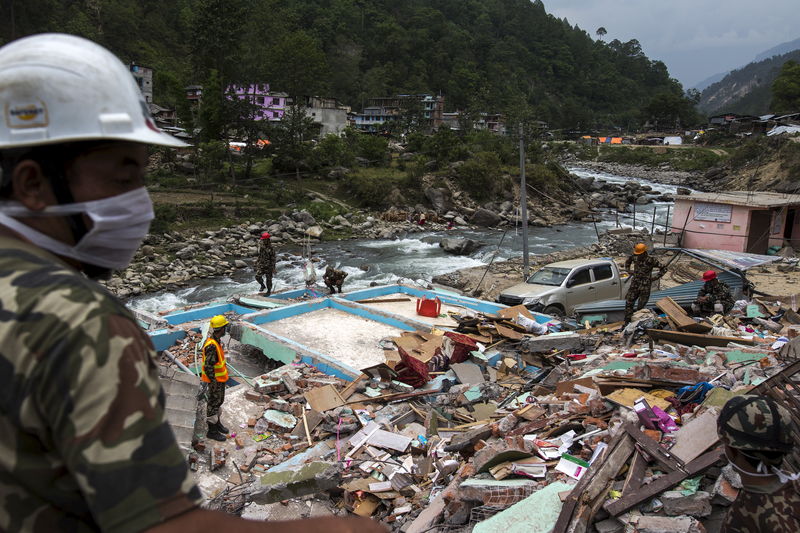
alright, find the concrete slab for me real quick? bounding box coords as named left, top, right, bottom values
left=263, top=308, right=404, bottom=370
left=356, top=293, right=460, bottom=327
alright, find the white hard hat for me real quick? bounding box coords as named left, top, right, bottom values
left=0, top=33, right=187, bottom=149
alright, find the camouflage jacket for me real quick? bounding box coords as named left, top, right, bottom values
left=255, top=241, right=276, bottom=273
left=0, top=235, right=201, bottom=532
left=323, top=268, right=348, bottom=285
left=697, top=279, right=735, bottom=308
left=721, top=479, right=800, bottom=532
left=624, top=253, right=664, bottom=285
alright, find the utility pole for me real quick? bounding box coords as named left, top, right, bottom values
left=519, top=123, right=529, bottom=279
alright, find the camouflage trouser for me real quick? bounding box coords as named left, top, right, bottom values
left=255, top=267, right=273, bottom=294
left=206, top=381, right=226, bottom=418
left=624, top=284, right=651, bottom=323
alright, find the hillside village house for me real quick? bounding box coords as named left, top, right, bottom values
left=298, top=96, right=349, bottom=136
left=229, top=84, right=288, bottom=121
left=671, top=191, right=800, bottom=254
left=354, top=94, right=444, bottom=133
left=129, top=63, right=153, bottom=103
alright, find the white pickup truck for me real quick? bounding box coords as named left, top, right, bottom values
left=497, top=258, right=631, bottom=317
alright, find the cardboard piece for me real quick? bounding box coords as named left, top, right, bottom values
left=604, top=388, right=671, bottom=411
left=473, top=402, right=498, bottom=421
left=496, top=304, right=535, bottom=321
left=496, top=323, right=525, bottom=340
left=304, top=384, right=345, bottom=413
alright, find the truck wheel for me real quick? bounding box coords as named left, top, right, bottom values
left=543, top=305, right=565, bottom=318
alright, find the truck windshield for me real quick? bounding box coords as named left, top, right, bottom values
left=526, top=267, right=571, bottom=286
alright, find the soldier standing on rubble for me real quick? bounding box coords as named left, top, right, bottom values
left=203, top=315, right=230, bottom=442
left=717, top=395, right=800, bottom=532
left=0, top=33, right=383, bottom=533
left=323, top=265, right=348, bottom=294
left=623, top=243, right=666, bottom=324
left=693, top=270, right=734, bottom=316
left=255, top=231, right=276, bottom=295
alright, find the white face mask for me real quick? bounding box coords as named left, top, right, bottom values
left=0, top=187, right=154, bottom=271
left=725, top=449, right=800, bottom=484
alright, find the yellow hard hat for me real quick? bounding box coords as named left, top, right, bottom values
left=633, top=243, right=647, bottom=255
left=210, top=315, right=229, bottom=329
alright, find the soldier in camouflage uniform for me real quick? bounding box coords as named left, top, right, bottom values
left=693, top=270, right=734, bottom=316
left=0, top=33, right=385, bottom=533
left=255, top=231, right=276, bottom=295
left=323, top=265, right=348, bottom=294
left=623, top=243, right=666, bottom=323
left=717, top=395, right=800, bottom=533
left=202, top=315, right=230, bottom=442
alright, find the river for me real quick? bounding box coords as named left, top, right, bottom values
left=129, top=167, right=681, bottom=313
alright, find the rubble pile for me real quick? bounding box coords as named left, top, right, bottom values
left=181, top=297, right=800, bottom=532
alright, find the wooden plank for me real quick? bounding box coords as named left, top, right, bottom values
left=553, top=432, right=635, bottom=533
left=339, top=374, right=365, bottom=401
left=656, top=297, right=697, bottom=329
left=495, top=304, right=535, bottom=320
left=604, top=447, right=724, bottom=516
left=304, top=384, right=345, bottom=412
left=622, top=450, right=646, bottom=494
left=646, top=329, right=756, bottom=347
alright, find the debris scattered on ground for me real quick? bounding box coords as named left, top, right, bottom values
left=157, top=289, right=800, bottom=531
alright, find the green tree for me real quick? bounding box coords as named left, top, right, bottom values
left=265, top=31, right=329, bottom=98
left=595, top=27, right=607, bottom=41
left=272, top=105, right=318, bottom=178
left=771, top=60, right=800, bottom=113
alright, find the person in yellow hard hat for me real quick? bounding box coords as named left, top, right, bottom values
left=623, top=243, right=666, bottom=324
left=202, top=315, right=230, bottom=441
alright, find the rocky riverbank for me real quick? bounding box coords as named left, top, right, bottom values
left=561, top=157, right=701, bottom=188
left=107, top=162, right=684, bottom=301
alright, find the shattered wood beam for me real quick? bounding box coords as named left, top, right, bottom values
left=603, top=447, right=724, bottom=516
left=624, top=423, right=685, bottom=473
left=553, top=431, right=634, bottom=533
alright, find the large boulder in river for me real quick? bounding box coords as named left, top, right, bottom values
left=470, top=208, right=502, bottom=227
left=305, top=225, right=324, bottom=238
left=424, top=186, right=453, bottom=214
left=439, top=238, right=482, bottom=255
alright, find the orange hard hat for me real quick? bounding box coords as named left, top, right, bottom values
left=702, top=270, right=717, bottom=282
left=633, top=243, right=647, bottom=255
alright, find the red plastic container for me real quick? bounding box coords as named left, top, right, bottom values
left=416, top=297, right=441, bottom=317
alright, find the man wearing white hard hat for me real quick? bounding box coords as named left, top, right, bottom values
left=0, top=34, right=384, bottom=533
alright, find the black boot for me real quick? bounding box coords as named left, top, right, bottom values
left=206, top=426, right=226, bottom=442
left=214, top=420, right=229, bottom=434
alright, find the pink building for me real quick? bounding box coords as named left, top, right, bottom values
left=671, top=191, right=800, bottom=253
left=228, top=84, right=288, bottom=122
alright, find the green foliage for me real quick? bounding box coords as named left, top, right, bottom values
left=421, top=129, right=470, bottom=168
left=151, top=203, right=180, bottom=234
left=455, top=151, right=503, bottom=201
left=0, top=0, right=688, bottom=131
left=771, top=60, right=800, bottom=114
left=642, top=91, right=702, bottom=129
left=342, top=168, right=407, bottom=207
left=356, top=135, right=389, bottom=166
left=596, top=146, right=725, bottom=172
left=196, top=141, right=228, bottom=182
left=271, top=105, right=318, bottom=175
left=310, top=134, right=356, bottom=170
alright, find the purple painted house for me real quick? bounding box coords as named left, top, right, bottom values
left=229, top=84, right=288, bottom=122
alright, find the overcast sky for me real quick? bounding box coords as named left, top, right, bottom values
left=543, top=0, right=800, bottom=89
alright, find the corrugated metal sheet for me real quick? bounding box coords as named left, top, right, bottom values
left=574, top=271, right=744, bottom=318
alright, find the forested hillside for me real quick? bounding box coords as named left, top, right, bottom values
left=698, top=49, right=800, bottom=115
left=0, top=0, right=694, bottom=129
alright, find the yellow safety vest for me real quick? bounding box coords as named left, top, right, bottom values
left=201, top=337, right=228, bottom=383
